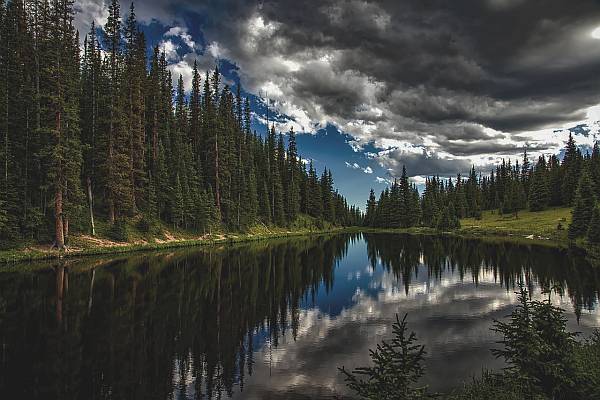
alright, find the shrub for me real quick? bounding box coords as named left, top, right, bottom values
left=137, top=214, right=161, bottom=236
left=492, top=284, right=579, bottom=399
left=107, top=220, right=129, bottom=242
left=339, top=314, right=430, bottom=400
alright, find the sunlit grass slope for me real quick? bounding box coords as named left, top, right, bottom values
left=460, top=207, right=572, bottom=242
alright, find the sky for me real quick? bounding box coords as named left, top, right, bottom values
left=75, top=0, right=600, bottom=208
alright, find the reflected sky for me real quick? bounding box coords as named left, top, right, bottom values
left=225, top=237, right=600, bottom=399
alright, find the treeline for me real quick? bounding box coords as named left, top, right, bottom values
left=364, top=133, right=600, bottom=238
left=0, top=0, right=360, bottom=248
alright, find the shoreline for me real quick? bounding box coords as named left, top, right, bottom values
left=2, top=210, right=595, bottom=266
left=0, top=227, right=359, bottom=264
left=0, top=227, right=580, bottom=265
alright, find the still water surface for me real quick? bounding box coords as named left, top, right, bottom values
left=1, top=233, right=599, bottom=399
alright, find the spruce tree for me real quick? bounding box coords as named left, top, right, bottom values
left=437, top=202, right=460, bottom=231
left=398, top=166, right=412, bottom=227
left=562, top=133, right=582, bottom=206
left=365, top=189, right=377, bottom=227
left=587, top=205, right=600, bottom=244
left=39, top=0, right=84, bottom=248
left=122, top=3, right=146, bottom=212
left=339, top=314, right=428, bottom=399
left=528, top=155, right=549, bottom=212
left=591, top=142, right=600, bottom=198
left=286, top=127, right=301, bottom=222
left=569, top=169, right=596, bottom=240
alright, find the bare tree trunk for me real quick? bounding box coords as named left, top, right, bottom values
left=63, top=216, right=69, bottom=246
left=87, top=176, right=95, bottom=235
left=108, top=198, right=115, bottom=224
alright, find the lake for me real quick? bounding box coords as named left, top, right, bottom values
left=1, top=233, right=599, bottom=399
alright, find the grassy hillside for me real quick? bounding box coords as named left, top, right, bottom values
left=459, top=207, right=572, bottom=243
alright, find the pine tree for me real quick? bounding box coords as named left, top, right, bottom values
left=437, top=202, right=460, bottom=230
left=454, top=176, right=467, bottom=219
left=101, top=0, right=134, bottom=223
left=562, top=133, right=581, bottom=206
left=122, top=3, right=146, bottom=212
left=189, top=60, right=202, bottom=176
left=492, top=285, right=578, bottom=399
left=339, top=314, right=428, bottom=399
left=569, top=169, right=596, bottom=240
left=285, top=127, right=301, bottom=222
left=521, top=148, right=531, bottom=198
left=307, top=161, right=322, bottom=218
left=365, top=189, right=377, bottom=226
left=591, top=142, right=600, bottom=198
left=587, top=205, right=600, bottom=244
left=321, top=168, right=335, bottom=222
left=172, top=173, right=184, bottom=228
left=38, top=0, right=84, bottom=248
left=548, top=155, right=563, bottom=207
left=528, top=155, right=549, bottom=212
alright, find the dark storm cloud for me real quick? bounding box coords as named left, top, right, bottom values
left=380, top=148, right=474, bottom=177
left=78, top=0, right=600, bottom=177
left=436, top=140, right=553, bottom=157
left=290, top=63, right=374, bottom=120
left=255, top=0, right=600, bottom=128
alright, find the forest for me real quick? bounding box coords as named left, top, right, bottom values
left=1, top=0, right=597, bottom=253
left=0, top=0, right=361, bottom=249
left=364, top=133, right=600, bottom=244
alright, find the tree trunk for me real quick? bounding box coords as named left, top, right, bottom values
left=54, top=105, right=64, bottom=249
left=108, top=199, right=115, bottom=224
left=54, top=187, right=65, bottom=249
left=129, top=86, right=136, bottom=213
left=152, top=103, right=158, bottom=167
left=87, top=176, right=95, bottom=235
left=215, top=135, right=221, bottom=213
left=4, top=71, right=8, bottom=187
left=63, top=216, right=69, bottom=246
left=108, top=80, right=115, bottom=224
left=237, top=133, right=243, bottom=229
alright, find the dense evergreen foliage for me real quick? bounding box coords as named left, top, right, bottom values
left=364, top=134, right=600, bottom=243
left=0, top=0, right=360, bottom=248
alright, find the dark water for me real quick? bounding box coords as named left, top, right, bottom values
left=1, top=233, right=599, bottom=399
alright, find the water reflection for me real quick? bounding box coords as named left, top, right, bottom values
left=0, top=233, right=598, bottom=399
